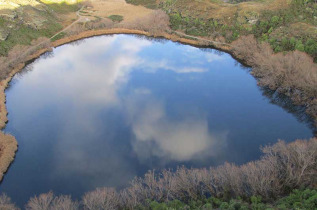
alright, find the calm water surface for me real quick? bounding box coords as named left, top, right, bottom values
left=0, top=35, right=313, bottom=206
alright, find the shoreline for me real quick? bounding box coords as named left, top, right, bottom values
left=0, top=28, right=220, bottom=181
left=0, top=27, right=315, bottom=181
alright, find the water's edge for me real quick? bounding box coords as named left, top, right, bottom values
left=0, top=28, right=310, bottom=183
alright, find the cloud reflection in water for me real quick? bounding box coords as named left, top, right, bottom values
left=15, top=35, right=228, bottom=185
left=2, top=35, right=312, bottom=206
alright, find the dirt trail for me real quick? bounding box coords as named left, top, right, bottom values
left=173, top=31, right=232, bottom=47
left=50, top=5, right=86, bottom=40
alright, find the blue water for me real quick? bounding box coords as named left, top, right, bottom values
left=0, top=35, right=313, bottom=206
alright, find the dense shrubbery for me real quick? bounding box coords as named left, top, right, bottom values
left=1, top=188, right=316, bottom=209
left=147, top=189, right=317, bottom=209
left=127, top=0, right=317, bottom=61
left=167, top=11, right=245, bottom=41
left=0, top=138, right=316, bottom=209
left=232, top=35, right=317, bottom=127
left=251, top=0, right=317, bottom=61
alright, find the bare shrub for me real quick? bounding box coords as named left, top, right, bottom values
left=4, top=138, right=317, bottom=209
left=232, top=35, right=317, bottom=125
left=26, top=192, right=78, bottom=210
left=118, top=138, right=317, bottom=207
left=67, top=24, right=85, bottom=36
left=85, top=18, right=114, bottom=31
left=241, top=157, right=282, bottom=199
left=0, top=37, right=52, bottom=80
left=121, top=10, right=170, bottom=35
left=82, top=188, right=119, bottom=210
left=262, top=139, right=317, bottom=191
left=0, top=193, right=19, bottom=210
left=171, top=167, right=206, bottom=201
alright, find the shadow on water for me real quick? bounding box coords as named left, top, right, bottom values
left=261, top=87, right=317, bottom=136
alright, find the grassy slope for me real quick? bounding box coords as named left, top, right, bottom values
left=0, top=0, right=80, bottom=56
left=128, top=0, right=317, bottom=61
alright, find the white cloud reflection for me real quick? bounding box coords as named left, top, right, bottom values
left=125, top=90, right=228, bottom=162
left=139, top=59, right=208, bottom=74
left=13, top=35, right=228, bottom=187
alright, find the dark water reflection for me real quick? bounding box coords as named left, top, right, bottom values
left=0, top=35, right=313, bottom=206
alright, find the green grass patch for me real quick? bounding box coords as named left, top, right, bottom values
left=51, top=32, right=67, bottom=41
left=0, top=19, right=62, bottom=56
left=126, top=0, right=157, bottom=9
left=41, top=1, right=81, bottom=14
left=108, top=15, right=124, bottom=23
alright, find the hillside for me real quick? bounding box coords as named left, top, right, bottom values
left=0, top=0, right=80, bottom=56
left=128, top=0, right=317, bottom=61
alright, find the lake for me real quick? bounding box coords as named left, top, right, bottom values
left=0, top=34, right=313, bottom=206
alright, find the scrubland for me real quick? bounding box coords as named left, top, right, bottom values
left=0, top=138, right=316, bottom=209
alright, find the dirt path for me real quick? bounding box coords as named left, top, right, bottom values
left=50, top=5, right=86, bottom=40
left=173, top=31, right=232, bottom=47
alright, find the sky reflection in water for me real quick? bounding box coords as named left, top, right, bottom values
left=1, top=35, right=313, bottom=206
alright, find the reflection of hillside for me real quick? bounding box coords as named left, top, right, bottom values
left=261, top=87, right=316, bottom=136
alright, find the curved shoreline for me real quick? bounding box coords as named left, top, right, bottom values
left=0, top=27, right=315, bottom=181
left=0, top=28, right=229, bottom=181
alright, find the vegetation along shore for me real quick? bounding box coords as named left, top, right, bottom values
left=0, top=0, right=316, bottom=208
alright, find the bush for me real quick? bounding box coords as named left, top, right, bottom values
left=26, top=192, right=78, bottom=210
left=108, top=15, right=124, bottom=23
left=0, top=138, right=312, bottom=209
left=276, top=189, right=317, bottom=209
left=0, top=193, right=19, bottom=210
left=82, top=188, right=119, bottom=210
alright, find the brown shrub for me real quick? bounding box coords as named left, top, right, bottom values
left=4, top=138, right=315, bottom=209
left=262, top=139, right=317, bottom=191
left=116, top=138, right=317, bottom=207
left=0, top=38, right=51, bottom=81
left=232, top=35, right=317, bottom=125
left=26, top=192, right=78, bottom=210
left=84, top=19, right=115, bottom=31
left=82, top=188, right=119, bottom=210
left=121, top=10, right=170, bottom=36
left=0, top=193, right=19, bottom=210
left=241, top=157, right=282, bottom=199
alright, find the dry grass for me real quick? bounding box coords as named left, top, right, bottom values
left=0, top=132, right=17, bottom=181
left=157, top=0, right=289, bottom=22
left=120, top=9, right=170, bottom=35
left=88, top=0, right=153, bottom=23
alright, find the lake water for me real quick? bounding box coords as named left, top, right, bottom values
left=0, top=35, right=313, bottom=206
